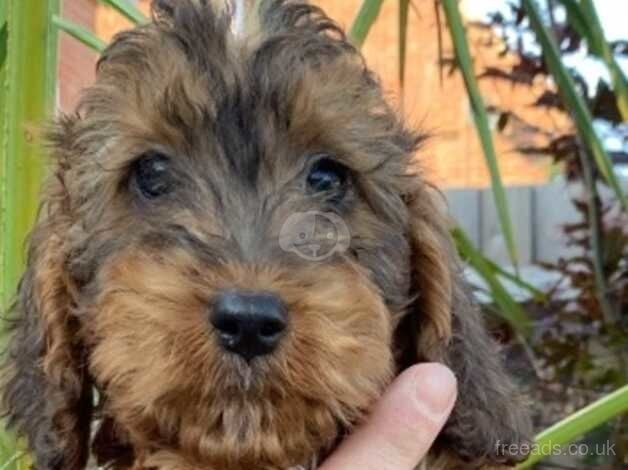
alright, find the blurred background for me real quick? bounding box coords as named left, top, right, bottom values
left=1, top=0, right=627, bottom=468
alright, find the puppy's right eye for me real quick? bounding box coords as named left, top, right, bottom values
left=132, top=152, right=173, bottom=199
left=307, top=157, right=349, bottom=202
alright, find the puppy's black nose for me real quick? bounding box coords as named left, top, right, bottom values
left=211, top=291, right=287, bottom=361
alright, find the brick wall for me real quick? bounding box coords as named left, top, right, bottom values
left=58, top=0, right=98, bottom=111
left=57, top=0, right=566, bottom=189
left=319, top=0, right=566, bottom=189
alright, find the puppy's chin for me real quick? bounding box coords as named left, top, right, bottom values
left=93, top=342, right=391, bottom=470
left=86, top=248, right=394, bottom=468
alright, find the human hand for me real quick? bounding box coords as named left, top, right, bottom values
left=320, top=363, right=457, bottom=470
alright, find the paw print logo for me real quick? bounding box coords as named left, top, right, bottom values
left=279, top=211, right=350, bottom=261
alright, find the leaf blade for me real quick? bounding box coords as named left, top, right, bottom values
left=517, top=384, right=628, bottom=468
left=398, top=0, right=410, bottom=97
left=52, top=15, right=107, bottom=52
left=98, top=0, right=147, bottom=25
left=349, top=0, right=385, bottom=48
left=452, top=228, right=531, bottom=337
left=1, top=0, right=59, bottom=465
left=485, top=258, right=548, bottom=302
left=441, top=0, right=519, bottom=266
left=579, top=0, right=628, bottom=121
left=523, top=0, right=626, bottom=208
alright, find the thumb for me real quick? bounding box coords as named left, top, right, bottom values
left=320, top=363, right=457, bottom=470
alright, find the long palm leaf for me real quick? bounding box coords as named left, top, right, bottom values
left=517, top=384, right=628, bottom=468
left=98, top=0, right=147, bottom=25
left=52, top=15, right=106, bottom=52
left=1, top=1, right=60, bottom=468
left=523, top=0, right=626, bottom=208
left=349, top=0, right=385, bottom=48
left=452, top=228, right=531, bottom=336
left=557, top=0, right=628, bottom=121
left=441, top=0, right=519, bottom=267
left=398, top=0, right=410, bottom=100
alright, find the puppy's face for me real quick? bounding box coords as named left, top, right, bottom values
left=77, top=5, right=417, bottom=468
left=2, top=2, right=531, bottom=469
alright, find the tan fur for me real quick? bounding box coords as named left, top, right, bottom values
left=86, top=248, right=392, bottom=469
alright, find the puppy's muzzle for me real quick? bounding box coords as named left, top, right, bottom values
left=211, top=290, right=288, bottom=361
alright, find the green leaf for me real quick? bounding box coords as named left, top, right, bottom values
left=0, top=452, right=25, bottom=470
left=557, top=0, right=628, bottom=121
left=554, top=0, right=594, bottom=47
left=349, top=0, right=385, bottom=48
left=44, top=0, right=59, bottom=110
left=579, top=0, right=628, bottom=121
left=452, top=228, right=531, bottom=337
left=98, top=0, right=147, bottom=25
left=398, top=0, right=410, bottom=96
left=517, top=384, right=628, bottom=468
left=2, top=0, right=59, bottom=310
left=1, top=0, right=60, bottom=466
left=441, top=0, right=519, bottom=267
left=52, top=15, right=107, bottom=52
left=523, top=0, right=626, bottom=209
left=485, top=258, right=548, bottom=302
left=0, top=22, right=7, bottom=72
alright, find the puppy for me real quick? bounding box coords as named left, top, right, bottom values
left=1, top=1, right=531, bottom=468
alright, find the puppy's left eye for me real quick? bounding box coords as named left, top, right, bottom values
left=307, top=157, right=349, bottom=200
left=132, top=152, right=173, bottom=199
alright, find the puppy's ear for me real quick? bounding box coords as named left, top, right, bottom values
left=1, top=120, right=92, bottom=470
left=396, top=186, right=531, bottom=467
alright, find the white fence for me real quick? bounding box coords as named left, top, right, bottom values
left=445, top=177, right=598, bottom=266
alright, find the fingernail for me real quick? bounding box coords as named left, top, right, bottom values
left=414, top=363, right=457, bottom=421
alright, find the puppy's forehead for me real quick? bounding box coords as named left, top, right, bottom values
left=93, top=3, right=369, bottom=144
left=78, top=0, right=419, bottom=203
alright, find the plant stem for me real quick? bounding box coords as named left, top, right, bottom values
left=577, top=141, right=627, bottom=406
left=577, top=144, right=617, bottom=326
left=1, top=0, right=59, bottom=309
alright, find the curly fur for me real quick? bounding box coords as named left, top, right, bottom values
left=1, top=1, right=531, bottom=468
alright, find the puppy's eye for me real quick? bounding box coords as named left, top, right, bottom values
left=132, top=152, right=173, bottom=199
left=307, top=157, right=349, bottom=199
